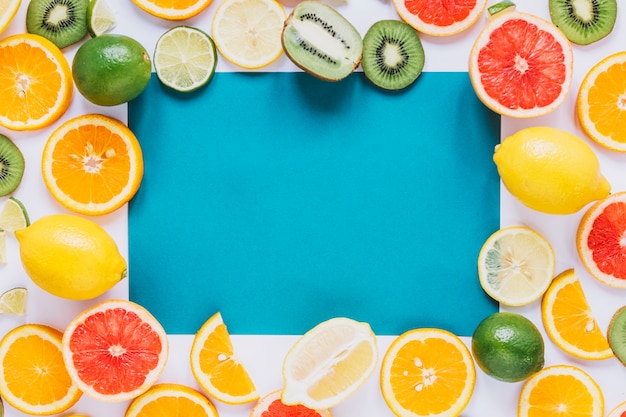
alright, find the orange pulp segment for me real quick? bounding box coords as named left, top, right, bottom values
left=125, top=383, right=219, bottom=417
left=131, top=0, right=214, bottom=20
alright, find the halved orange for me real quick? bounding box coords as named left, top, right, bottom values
left=541, top=269, right=613, bottom=360
left=577, top=51, right=626, bottom=152
left=131, top=0, right=213, bottom=20
left=0, top=324, right=82, bottom=415
left=380, top=328, right=475, bottom=417
left=41, top=113, right=144, bottom=216
left=518, top=365, right=603, bottom=417
left=190, top=312, right=259, bottom=405
left=125, top=383, right=219, bottom=417
left=0, top=33, right=73, bottom=131
left=392, top=0, right=488, bottom=36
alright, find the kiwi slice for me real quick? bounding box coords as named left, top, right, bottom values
left=0, top=135, right=25, bottom=197
left=361, top=20, right=424, bottom=91
left=281, top=1, right=362, bottom=82
left=26, top=0, right=88, bottom=49
left=608, top=306, right=626, bottom=366
left=549, top=0, right=617, bottom=45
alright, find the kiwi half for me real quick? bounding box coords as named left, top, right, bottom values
left=0, top=135, right=25, bottom=197
left=361, top=20, right=424, bottom=91
left=26, top=0, right=88, bottom=49
left=549, top=0, right=617, bottom=45
left=281, top=1, right=362, bottom=82
left=608, top=306, right=626, bottom=366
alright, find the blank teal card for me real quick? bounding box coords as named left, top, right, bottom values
left=128, top=71, right=500, bottom=336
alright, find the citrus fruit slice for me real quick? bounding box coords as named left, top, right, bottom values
left=251, top=390, right=332, bottom=417
left=469, top=11, right=573, bottom=118
left=190, top=312, right=259, bottom=405
left=0, top=287, right=27, bottom=315
left=577, top=51, right=626, bottom=152
left=577, top=192, right=626, bottom=288
left=0, top=324, right=82, bottom=415
left=87, top=0, right=116, bottom=37
left=41, top=113, right=144, bottom=216
left=607, top=400, right=626, bottom=417
left=518, top=365, right=603, bottom=417
left=381, top=328, right=475, bottom=417
left=477, top=226, right=556, bottom=306
left=125, top=383, right=219, bottom=417
left=392, top=0, right=488, bottom=36
left=281, top=317, right=377, bottom=409
left=154, top=26, right=217, bottom=93
left=541, top=269, right=613, bottom=360
left=0, top=196, right=29, bottom=233
left=212, top=0, right=286, bottom=69
left=131, top=0, right=213, bottom=20
left=0, top=33, right=73, bottom=131
left=62, top=299, right=169, bottom=402
left=0, top=0, right=20, bottom=34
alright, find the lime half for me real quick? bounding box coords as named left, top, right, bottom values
left=0, top=287, right=27, bottom=315
left=0, top=197, right=29, bottom=233
left=154, top=26, right=217, bottom=93
left=87, top=0, right=116, bottom=37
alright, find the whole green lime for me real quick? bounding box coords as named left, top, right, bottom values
left=72, top=34, right=151, bottom=106
left=471, top=312, right=544, bottom=383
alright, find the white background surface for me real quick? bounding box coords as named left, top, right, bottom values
left=1, top=0, right=626, bottom=416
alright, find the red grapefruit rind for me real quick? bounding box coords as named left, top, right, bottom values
left=469, top=11, right=573, bottom=118
left=607, top=400, right=626, bottom=417
left=577, top=192, right=626, bottom=289
left=62, top=299, right=169, bottom=402
left=251, top=390, right=332, bottom=417
left=392, top=0, right=488, bottom=36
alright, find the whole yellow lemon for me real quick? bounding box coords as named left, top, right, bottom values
left=493, top=126, right=610, bottom=215
left=15, top=214, right=126, bottom=300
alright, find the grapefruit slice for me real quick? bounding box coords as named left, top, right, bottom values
left=392, top=0, right=488, bottom=36
left=250, top=390, right=332, bottom=417
left=468, top=11, right=573, bottom=118
left=62, top=299, right=169, bottom=402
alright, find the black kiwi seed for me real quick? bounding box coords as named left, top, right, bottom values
left=0, top=134, right=26, bottom=197
left=361, top=20, right=425, bottom=91
left=608, top=306, right=626, bottom=367
left=26, top=0, right=88, bottom=49
left=549, top=0, right=617, bottom=45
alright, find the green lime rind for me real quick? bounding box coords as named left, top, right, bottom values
left=608, top=306, right=626, bottom=366
left=487, top=0, right=516, bottom=16
left=87, top=0, right=116, bottom=38
left=0, top=287, right=27, bottom=315
left=0, top=196, right=29, bottom=232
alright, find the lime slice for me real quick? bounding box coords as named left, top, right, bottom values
left=477, top=226, right=556, bottom=306
left=0, top=287, right=27, bottom=315
left=154, top=26, right=217, bottom=93
left=0, top=197, right=29, bottom=233
left=87, top=0, right=116, bottom=37
left=487, top=0, right=515, bottom=17
left=0, top=230, right=6, bottom=263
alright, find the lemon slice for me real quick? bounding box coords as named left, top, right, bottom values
left=154, top=26, right=218, bottom=93
left=0, top=197, right=29, bottom=233
left=0, top=287, right=27, bottom=315
left=478, top=226, right=555, bottom=306
left=211, top=0, right=286, bottom=69
left=87, top=0, right=116, bottom=37
left=0, top=0, right=21, bottom=34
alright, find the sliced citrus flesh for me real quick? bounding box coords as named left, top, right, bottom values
left=131, top=0, right=213, bottom=20
left=87, top=0, right=116, bottom=37
left=607, top=400, right=626, bottom=417
left=62, top=299, right=169, bottom=402
left=42, top=113, right=144, bottom=216
left=577, top=51, right=626, bottom=152
left=518, top=365, right=603, bottom=417
left=381, top=328, right=475, bottom=417
left=469, top=11, right=573, bottom=118
left=0, top=0, right=21, bottom=34
left=190, top=312, right=259, bottom=405
left=212, top=0, right=286, bottom=69
left=478, top=226, right=555, bottom=306
left=0, top=324, right=82, bottom=415
left=577, top=192, right=626, bottom=288
left=0, top=287, right=27, bottom=315
left=392, top=0, right=488, bottom=36
left=281, top=317, right=377, bottom=409
left=0, top=33, right=73, bottom=131
left=125, top=383, right=219, bottom=417
left=541, top=269, right=613, bottom=360
left=0, top=196, right=29, bottom=233
left=251, top=390, right=332, bottom=417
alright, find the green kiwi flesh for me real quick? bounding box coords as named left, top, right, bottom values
left=607, top=306, right=626, bottom=366
left=26, top=0, right=88, bottom=49
left=549, top=0, right=617, bottom=45
left=0, top=135, right=25, bottom=197
left=281, top=1, right=363, bottom=82
left=361, top=20, right=424, bottom=91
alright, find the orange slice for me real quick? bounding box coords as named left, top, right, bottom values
left=0, top=324, right=82, bottom=415
left=62, top=299, right=169, bottom=402
left=540, top=269, right=613, bottom=360
left=190, top=312, right=259, bottom=405
left=0, top=33, right=73, bottom=131
left=392, top=0, right=488, bottom=36
left=125, top=383, right=219, bottom=417
left=250, top=390, right=332, bottom=417
left=469, top=11, right=573, bottom=118
left=577, top=192, right=626, bottom=288
left=41, top=113, right=144, bottom=216
left=518, top=365, right=603, bottom=417
left=131, top=0, right=213, bottom=20
left=577, top=51, right=626, bottom=151
left=0, top=0, right=21, bottom=34
left=380, top=328, right=475, bottom=417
